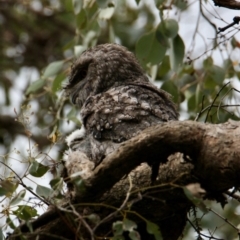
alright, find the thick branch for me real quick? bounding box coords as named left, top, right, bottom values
left=83, top=120, right=240, bottom=200
left=212, top=0, right=240, bottom=9
left=8, top=120, right=240, bottom=240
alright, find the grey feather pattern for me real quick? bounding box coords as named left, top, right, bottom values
left=64, top=43, right=178, bottom=182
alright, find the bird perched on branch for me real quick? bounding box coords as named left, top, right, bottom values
left=64, top=43, right=178, bottom=183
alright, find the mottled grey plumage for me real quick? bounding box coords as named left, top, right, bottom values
left=65, top=43, right=178, bottom=182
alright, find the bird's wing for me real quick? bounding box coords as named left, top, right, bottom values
left=81, top=83, right=178, bottom=142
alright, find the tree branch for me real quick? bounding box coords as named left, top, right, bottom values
left=212, top=0, right=240, bottom=10
left=8, top=120, right=240, bottom=240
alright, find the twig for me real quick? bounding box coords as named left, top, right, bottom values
left=8, top=231, right=71, bottom=240
left=93, top=175, right=133, bottom=233
left=69, top=203, right=95, bottom=240
left=208, top=208, right=240, bottom=234
left=187, top=218, right=223, bottom=239
left=58, top=203, right=95, bottom=240
left=218, top=17, right=240, bottom=33
left=200, top=0, right=217, bottom=46
left=195, top=95, right=205, bottom=121
left=0, top=160, right=50, bottom=206
left=204, top=82, right=230, bottom=123
left=226, top=190, right=240, bottom=202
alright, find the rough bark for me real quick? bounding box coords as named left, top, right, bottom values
left=212, top=0, right=240, bottom=10
left=8, top=120, right=240, bottom=240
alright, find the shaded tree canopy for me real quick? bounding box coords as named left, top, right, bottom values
left=1, top=0, right=240, bottom=239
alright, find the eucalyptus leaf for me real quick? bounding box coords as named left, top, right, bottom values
left=76, top=9, right=87, bottom=29
left=96, top=0, right=109, bottom=8
left=12, top=205, right=38, bottom=221
left=72, top=0, right=82, bottom=14
left=136, top=30, right=167, bottom=65
left=123, top=218, right=137, bottom=232
left=26, top=79, right=45, bottom=95
left=0, top=180, right=18, bottom=197
left=161, top=81, right=179, bottom=103
left=98, top=6, right=115, bottom=20
left=10, top=189, right=26, bottom=206
left=208, top=65, right=225, bottom=84
left=29, top=160, right=49, bottom=177
left=74, top=45, right=87, bottom=58
left=157, top=55, right=170, bottom=78
left=146, top=221, right=163, bottom=240
left=36, top=184, right=53, bottom=198
left=113, top=221, right=124, bottom=236
left=43, top=60, right=64, bottom=78
left=187, top=94, right=196, bottom=112
left=169, top=34, right=185, bottom=71
left=128, top=230, right=141, bottom=240
left=0, top=228, right=4, bottom=240
left=165, top=19, right=179, bottom=38
left=155, top=25, right=169, bottom=47
left=6, top=217, right=16, bottom=230
left=52, top=74, right=66, bottom=93
left=86, top=214, right=101, bottom=225
left=183, top=184, right=208, bottom=213
left=50, top=178, right=63, bottom=190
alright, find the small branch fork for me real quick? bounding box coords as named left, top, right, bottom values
left=218, top=17, right=240, bottom=33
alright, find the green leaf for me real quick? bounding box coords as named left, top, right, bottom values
left=6, top=217, right=16, bottom=230
left=183, top=185, right=208, bottom=213
left=203, top=57, right=213, bottom=69
left=26, top=79, right=45, bottom=95
left=223, top=59, right=235, bottom=78
left=203, top=74, right=216, bottom=90
left=161, top=81, right=179, bottom=103
left=157, top=55, right=170, bottom=78
left=161, top=19, right=179, bottom=38
left=52, top=74, right=66, bottom=94
left=66, top=107, right=81, bottom=125
left=72, top=177, right=86, bottom=193
left=128, top=230, right=141, bottom=240
left=36, top=184, right=53, bottom=198
left=76, top=9, right=87, bottom=29
left=29, top=160, right=49, bottom=177
left=98, top=6, right=115, bottom=20
left=155, top=0, right=165, bottom=5
left=195, top=83, right=204, bottom=109
left=146, top=221, right=163, bottom=240
left=43, top=60, right=64, bottom=78
left=0, top=180, right=18, bottom=197
left=12, top=205, right=38, bottom=221
left=123, top=218, right=137, bottom=231
left=72, top=0, right=82, bottom=14
left=169, top=34, right=185, bottom=71
left=74, top=45, right=87, bottom=58
left=155, top=25, right=169, bottom=47
left=136, top=31, right=167, bottom=65
left=113, top=221, right=124, bottom=236
left=187, top=94, right=196, bottom=112
left=50, top=178, right=64, bottom=191
left=96, top=0, right=109, bottom=8
left=86, top=214, right=101, bottom=225
left=10, top=189, right=26, bottom=206
left=175, top=0, right=188, bottom=10
left=0, top=228, right=4, bottom=240
left=208, top=65, right=225, bottom=84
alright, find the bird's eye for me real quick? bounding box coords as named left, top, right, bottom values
left=69, top=62, right=90, bottom=86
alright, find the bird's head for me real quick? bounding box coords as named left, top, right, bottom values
left=64, top=43, right=148, bottom=107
